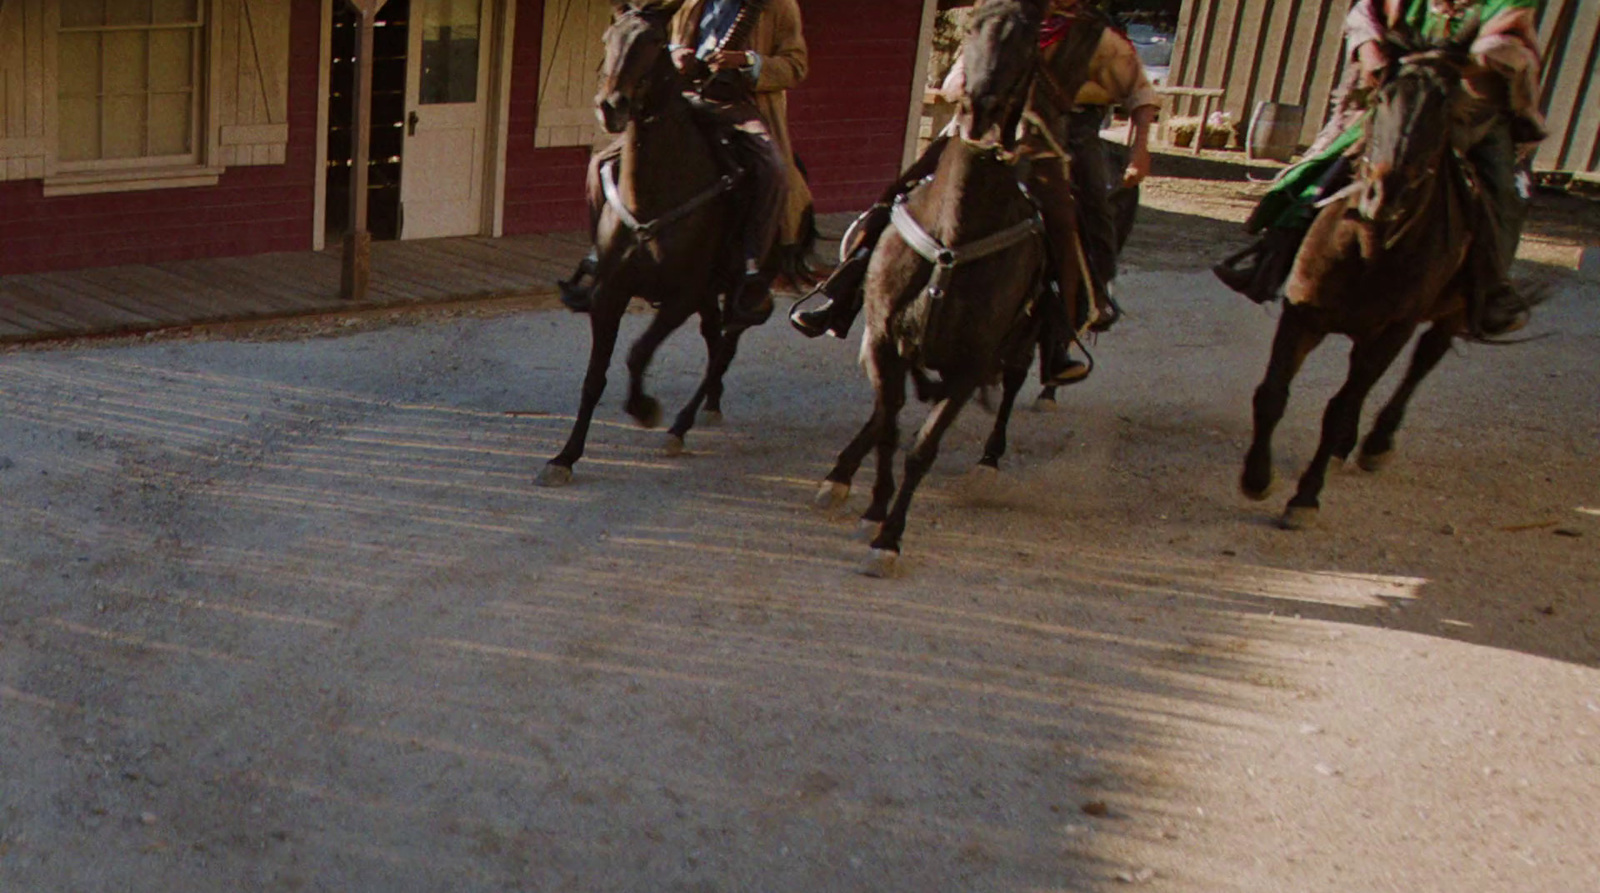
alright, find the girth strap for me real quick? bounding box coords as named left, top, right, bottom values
left=890, top=192, right=1044, bottom=300
left=601, top=160, right=742, bottom=243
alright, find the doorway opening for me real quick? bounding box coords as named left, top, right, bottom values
left=325, top=0, right=410, bottom=243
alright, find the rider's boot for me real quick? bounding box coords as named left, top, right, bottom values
left=724, top=265, right=776, bottom=329
left=559, top=250, right=600, bottom=313
left=790, top=204, right=892, bottom=338
left=792, top=138, right=950, bottom=339
left=1213, top=227, right=1300, bottom=303
left=1038, top=281, right=1091, bottom=386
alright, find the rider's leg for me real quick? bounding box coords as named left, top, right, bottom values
left=791, top=136, right=951, bottom=338
left=1030, top=156, right=1092, bottom=386
left=1464, top=123, right=1534, bottom=337
left=722, top=122, right=788, bottom=328
left=1066, top=109, right=1121, bottom=330
left=559, top=139, right=624, bottom=313
left=1214, top=156, right=1349, bottom=303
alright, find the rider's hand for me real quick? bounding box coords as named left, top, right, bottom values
left=1122, top=145, right=1152, bottom=188
left=1356, top=40, right=1389, bottom=89
left=706, top=50, right=751, bottom=73
left=671, top=46, right=704, bottom=76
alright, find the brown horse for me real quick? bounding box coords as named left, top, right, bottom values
left=813, top=0, right=1074, bottom=577
left=1241, top=36, right=1509, bottom=529
left=538, top=0, right=749, bottom=487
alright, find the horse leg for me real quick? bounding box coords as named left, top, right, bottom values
left=816, top=341, right=898, bottom=512
left=540, top=294, right=626, bottom=486
left=860, top=351, right=908, bottom=531
left=980, top=361, right=1030, bottom=469
left=1241, top=306, right=1326, bottom=501
left=1283, top=321, right=1416, bottom=529
left=1358, top=321, right=1455, bottom=472
left=862, top=376, right=979, bottom=576
left=624, top=303, right=694, bottom=430
left=704, top=324, right=744, bottom=421
left=666, top=312, right=742, bottom=453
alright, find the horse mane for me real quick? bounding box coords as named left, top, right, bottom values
left=967, top=0, right=1047, bottom=32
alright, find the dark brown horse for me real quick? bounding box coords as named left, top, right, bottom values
left=814, top=0, right=1073, bottom=577
left=538, top=0, right=749, bottom=487
left=1241, top=36, right=1503, bottom=529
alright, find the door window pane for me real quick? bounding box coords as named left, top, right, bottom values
left=419, top=0, right=480, bottom=104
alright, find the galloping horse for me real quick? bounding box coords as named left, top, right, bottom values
left=538, top=0, right=751, bottom=487
left=814, top=0, right=1084, bottom=576
left=1241, top=31, right=1509, bottom=528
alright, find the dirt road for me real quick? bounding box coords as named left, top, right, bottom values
left=2, top=182, right=1597, bottom=892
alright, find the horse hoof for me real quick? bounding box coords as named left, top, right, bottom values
left=1240, top=467, right=1274, bottom=501
left=1033, top=396, right=1058, bottom=414
left=813, top=481, right=850, bottom=511
left=1279, top=505, right=1319, bottom=531
left=1358, top=450, right=1391, bottom=473
left=629, top=398, right=662, bottom=429
left=1240, top=480, right=1274, bottom=502
left=537, top=464, right=573, bottom=488
left=700, top=410, right=723, bottom=427
left=664, top=434, right=686, bottom=457
left=857, top=548, right=901, bottom=579
left=855, top=519, right=882, bottom=543
left=971, top=463, right=999, bottom=479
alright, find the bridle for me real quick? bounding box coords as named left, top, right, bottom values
left=1349, top=53, right=1462, bottom=249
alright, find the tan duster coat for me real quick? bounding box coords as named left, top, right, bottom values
left=671, top=0, right=813, bottom=244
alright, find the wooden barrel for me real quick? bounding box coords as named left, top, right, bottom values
left=1246, top=101, right=1305, bottom=163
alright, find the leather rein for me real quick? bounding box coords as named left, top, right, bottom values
left=600, top=7, right=748, bottom=243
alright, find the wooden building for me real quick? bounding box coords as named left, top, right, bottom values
left=0, top=0, right=939, bottom=275
left=1167, top=0, right=1600, bottom=176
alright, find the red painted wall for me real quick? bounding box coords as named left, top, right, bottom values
left=0, top=0, right=322, bottom=275
left=0, top=0, right=921, bottom=270
left=502, top=0, right=592, bottom=236
left=501, top=0, right=925, bottom=236
left=789, top=0, right=924, bottom=213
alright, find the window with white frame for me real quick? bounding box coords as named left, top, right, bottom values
left=56, top=0, right=205, bottom=169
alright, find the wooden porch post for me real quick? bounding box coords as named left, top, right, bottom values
left=340, top=0, right=387, bottom=301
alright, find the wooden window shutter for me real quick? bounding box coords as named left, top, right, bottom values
left=0, top=0, right=48, bottom=181
left=215, top=0, right=292, bottom=166
left=534, top=0, right=612, bottom=148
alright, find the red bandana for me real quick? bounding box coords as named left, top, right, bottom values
left=1040, top=13, right=1081, bottom=48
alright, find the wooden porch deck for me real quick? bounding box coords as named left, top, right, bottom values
left=0, top=230, right=594, bottom=344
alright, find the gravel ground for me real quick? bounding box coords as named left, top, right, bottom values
left=2, top=178, right=1597, bottom=892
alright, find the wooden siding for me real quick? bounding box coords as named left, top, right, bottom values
left=0, top=0, right=321, bottom=275
left=0, top=0, right=48, bottom=180
left=214, top=0, right=295, bottom=166
left=1170, top=0, right=1600, bottom=174
left=1536, top=0, right=1600, bottom=175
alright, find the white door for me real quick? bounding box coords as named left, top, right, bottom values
left=400, top=0, right=492, bottom=239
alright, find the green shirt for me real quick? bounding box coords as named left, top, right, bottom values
left=1400, top=0, right=1537, bottom=40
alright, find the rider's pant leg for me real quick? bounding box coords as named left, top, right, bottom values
left=1028, top=155, right=1086, bottom=333
left=728, top=125, right=788, bottom=272
left=1464, top=122, right=1532, bottom=333
left=1066, top=110, right=1118, bottom=290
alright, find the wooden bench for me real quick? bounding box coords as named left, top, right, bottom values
left=1155, top=86, right=1226, bottom=155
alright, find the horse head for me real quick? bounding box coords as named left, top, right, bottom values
left=958, top=0, right=1048, bottom=153
left=596, top=0, right=686, bottom=134
left=1353, top=23, right=1478, bottom=227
